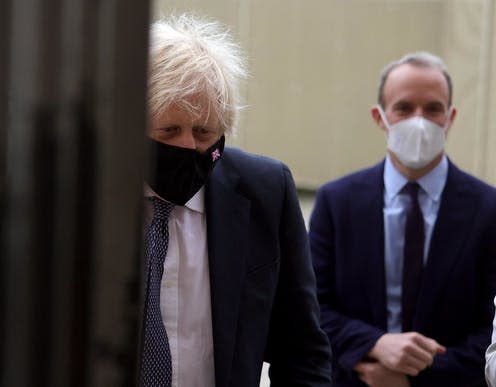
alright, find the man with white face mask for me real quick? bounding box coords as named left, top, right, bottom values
left=309, top=51, right=496, bottom=387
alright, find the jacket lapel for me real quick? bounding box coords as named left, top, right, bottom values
left=205, top=161, right=250, bottom=387
left=414, top=162, right=476, bottom=330
left=353, top=162, right=388, bottom=329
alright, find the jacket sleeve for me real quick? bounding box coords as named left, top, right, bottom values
left=308, top=186, right=384, bottom=372
left=264, top=165, right=332, bottom=386
left=411, top=218, right=496, bottom=386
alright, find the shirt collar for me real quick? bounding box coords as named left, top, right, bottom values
left=384, top=155, right=448, bottom=202
left=143, top=184, right=205, bottom=214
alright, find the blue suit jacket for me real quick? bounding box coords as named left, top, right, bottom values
left=205, top=147, right=332, bottom=387
left=309, top=159, right=496, bottom=387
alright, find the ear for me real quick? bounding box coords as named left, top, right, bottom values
left=371, top=105, right=387, bottom=132
left=445, top=106, right=457, bottom=133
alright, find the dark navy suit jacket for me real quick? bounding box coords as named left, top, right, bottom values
left=205, top=147, right=332, bottom=387
left=309, top=159, right=496, bottom=387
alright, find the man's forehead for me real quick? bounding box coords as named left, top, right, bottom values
left=387, top=64, right=447, bottom=87
left=166, top=98, right=217, bottom=122
left=383, top=64, right=449, bottom=103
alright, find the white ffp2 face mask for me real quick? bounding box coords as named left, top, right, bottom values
left=377, top=105, right=450, bottom=170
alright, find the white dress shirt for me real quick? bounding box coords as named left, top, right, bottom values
left=145, top=187, right=215, bottom=387
left=485, top=295, right=496, bottom=386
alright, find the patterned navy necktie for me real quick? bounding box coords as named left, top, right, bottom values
left=401, top=182, right=425, bottom=332
left=140, top=198, right=174, bottom=386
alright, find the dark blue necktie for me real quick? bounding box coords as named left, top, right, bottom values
left=402, top=182, right=425, bottom=332
left=140, top=198, right=174, bottom=386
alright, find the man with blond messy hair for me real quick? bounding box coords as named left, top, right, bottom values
left=139, top=14, right=332, bottom=387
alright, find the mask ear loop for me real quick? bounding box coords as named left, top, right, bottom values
left=376, top=104, right=392, bottom=130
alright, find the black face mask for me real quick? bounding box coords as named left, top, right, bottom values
left=146, top=136, right=225, bottom=206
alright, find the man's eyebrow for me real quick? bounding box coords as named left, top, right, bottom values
left=424, top=101, right=445, bottom=108
left=391, top=100, right=411, bottom=108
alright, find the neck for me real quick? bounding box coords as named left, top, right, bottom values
left=388, top=151, right=444, bottom=181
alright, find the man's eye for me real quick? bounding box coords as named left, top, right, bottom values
left=193, top=127, right=217, bottom=138
left=163, top=126, right=180, bottom=132
left=396, top=105, right=412, bottom=113
left=425, top=106, right=445, bottom=114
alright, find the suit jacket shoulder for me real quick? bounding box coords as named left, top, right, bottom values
left=318, top=160, right=384, bottom=194
left=205, top=146, right=333, bottom=387
left=446, top=159, right=496, bottom=202
left=213, top=147, right=290, bottom=196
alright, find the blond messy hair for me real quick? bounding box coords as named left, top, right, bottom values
left=148, top=14, right=248, bottom=135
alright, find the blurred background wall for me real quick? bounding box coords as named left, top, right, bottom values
left=153, top=0, right=496, bottom=189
